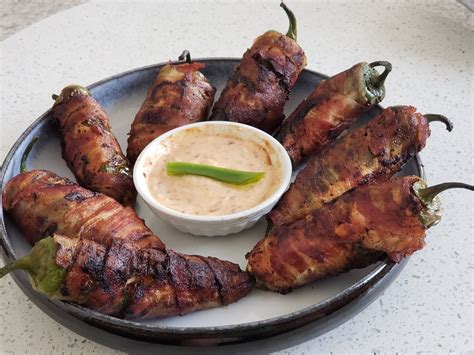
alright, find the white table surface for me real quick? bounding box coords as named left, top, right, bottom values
left=0, top=0, right=472, bottom=353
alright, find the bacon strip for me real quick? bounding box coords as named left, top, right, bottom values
left=247, top=176, right=427, bottom=293
left=268, top=106, right=430, bottom=227
left=51, top=91, right=136, bottom=206
left=210, top=31, right=307, bottom=133
left=2, top=170, right=254, bottom=318
left=54, top=234, right=252, bottom=319
left=127, top=62, right=216, bottom=164
left=280, top=62, right=373, bottom=165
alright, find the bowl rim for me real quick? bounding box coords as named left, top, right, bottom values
left=133, top=121, right=293, bottom=222
left=0, top=57, right=424, bottom=345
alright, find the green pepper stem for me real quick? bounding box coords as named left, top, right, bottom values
left=20, top=137, right=39, bottom=173
left=425, top=114, right=454, bottom=132
left=178, top=50, right=192, bottom=64
left=280, top=1, right=297, bottom=41
left=418, top=182, right=474, bottom=204
left=369, top=61, right=392, bottom=90
left=0, top=262, right=21, bottom=279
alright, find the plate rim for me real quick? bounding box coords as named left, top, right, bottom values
left=0, top=58, right=425, bottom=344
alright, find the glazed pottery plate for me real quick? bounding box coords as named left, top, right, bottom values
left=0, top=59, right=421, bottom=346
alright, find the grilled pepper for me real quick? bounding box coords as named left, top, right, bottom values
left=127, top=51, right=216, bottom=164
left=280, top=61, right=392, bottom=165
left=210, top=2, right=307, bottom=133
left=268, top=105, right=453, bottom=227
left=0, top=234, right=253, bottom=319
left=51, top=85, right=136, bottom=206
left=247, top=176, right=473, bottom=293
left=1, top=147, right=254, bottom=318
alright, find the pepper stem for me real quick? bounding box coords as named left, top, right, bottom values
left=0, top=262, right=21, bottom=279
left=52, top=85, right=90, bottom=107
left=418, top=182, right=474, bottom=204
left=280, top=1, right=297, bottom=41
left=0, top=237, right=65, bottom=296
left=424, top=114, right=454, bottom=132
left=178, top=50, right=192, bottom=64
left=369, top=61, right=392, bottom=89
left=20, top=137, right=39, bottom=173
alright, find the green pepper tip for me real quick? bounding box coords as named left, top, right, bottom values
left=365, top=61, right=392, bottom=104
left=20, top=137, right=39, bottom=173
left=414, top=180, right=473, bottom=228
left=52, top=84, right=90, bottom=107
left=0, top=237, right=66, bottom=296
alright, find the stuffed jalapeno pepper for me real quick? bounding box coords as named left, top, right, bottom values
left=210, top=2, right=307, bottom=133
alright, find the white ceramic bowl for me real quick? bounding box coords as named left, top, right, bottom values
left=133, top=121, right=292, bottom=236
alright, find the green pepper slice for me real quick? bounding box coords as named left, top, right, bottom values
left=166, top=162, right=265, bottom=186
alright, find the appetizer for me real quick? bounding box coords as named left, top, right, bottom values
left=127, top=51, right=216, bottom=164
left=51, top=85, right=136, bottom=206
left=0, top=144, right=254, bottom=318
left=280, top=61, right=392, bottom=165
left=0, top=234, right=252, bottom=319
left=268, top=105, right=453, bottom=227
left=247, top=176, right=473, bottom=292
left=210, top=2, right=307, bottom=133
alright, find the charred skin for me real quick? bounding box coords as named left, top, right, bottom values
left=51, top=86, right=136, bottom=206
left=210, top=31, right=307, bottom=133
left=247, top=176, right=427, bottom=292
left=2, top=171, right=254, bottom=318
left=127, top=62, right=216, bottom=164
left=268, top=106, right=430, bottom=227
left=2, top=170, right=152, bottom=246
left=52, top=234, right=253, bottom=319
left=280, top=62, right=376, bottom=165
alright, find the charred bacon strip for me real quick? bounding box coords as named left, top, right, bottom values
left=269, top=106, right=453, bottom=227
left=2, top=170, right=152, bottom=246
left=210, top=2, right=307, bottom=133
left=280, top=61, right=392, bottom=165
left=247, top=176, right=473, bottom=292
left=126, top=52, right=216, bottom=164
left=0, top=234, right=253, bottom=319
left=2, top=169, right=254, bottom=318
left=51, top=85, right=136, bottom=206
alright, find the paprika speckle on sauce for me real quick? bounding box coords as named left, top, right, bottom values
left=146, top=130, right=282, bottom=216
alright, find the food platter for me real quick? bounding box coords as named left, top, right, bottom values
left=0, top=58, right=422, bottom=346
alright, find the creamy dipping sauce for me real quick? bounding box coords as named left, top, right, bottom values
left=145, top=130, right=282, bottom=216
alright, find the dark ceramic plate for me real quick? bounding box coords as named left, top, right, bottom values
left=0, top=59, right=422, bottom=347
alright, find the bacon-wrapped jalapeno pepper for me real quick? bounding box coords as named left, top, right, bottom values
left=247, top=176, right=473, bottom=293
left=51, top=85, right=136, bottom=206
left=0, top=234, right=253, bottom=319
left=268, top=105, right=453, bottom=227
left=280, top=61, right=392, bottom=165
left=127, top=51, right=216, bottom=164
left=1, top=153, right=254, bottom=318
left=210, top=2, right=307, bottom=133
